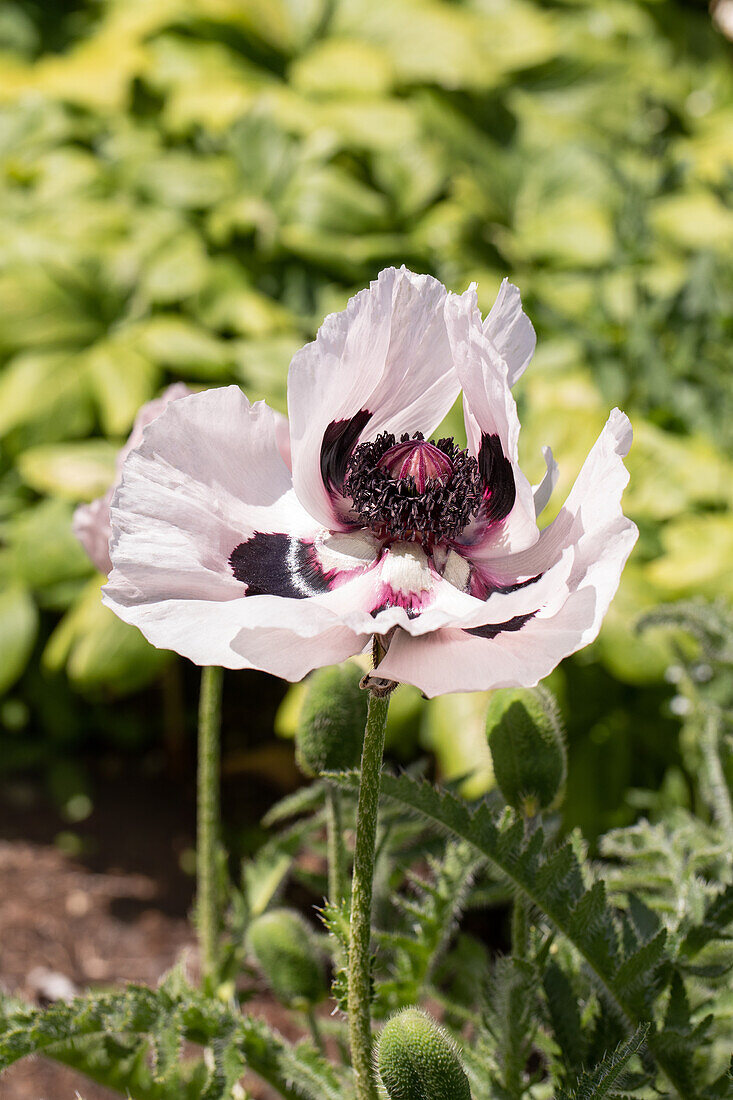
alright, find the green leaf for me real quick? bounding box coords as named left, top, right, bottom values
left=150, top=1006, right=185, bottom=1084
left=543, top=961, right=586, bottom=1081
left=201, top=1034, right=246, bottom=1100
left=290, top=38, right=394, bottom=97
left=557, top=1025, right=650, bottom=1100
left=140, top=231, right=209, bottom=305
left=482, top=956, right=539, bottom=1099
left=0, top=349, right=94, bottom=449
left=17, top=440, right=116, bottom=501
left=5, top=498, right=91, bottom=589
left=680, top=884, right=733, bottom=959
left=85, top=338, right=161, bottom=436
left=0, top=983, right=347, bottom=1100
left=43, top=577, right=170, bottom=694
left=384, top=839, right=484, bottom=1010
left=0, top=584, right=38, bottom=695
left=334, top=772, right=686, bottom=1095
left=133, top=316, right=232, bottom=379
left=242, top=834, right=300, bottom=919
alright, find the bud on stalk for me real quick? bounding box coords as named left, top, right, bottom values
left=376, top=1008, right=472, bottom=1100
left=295, top=664, right=367, bottom=776
left=247, top=909, right=325, bottom=1006
left=486, top=686, right=567, bottom=817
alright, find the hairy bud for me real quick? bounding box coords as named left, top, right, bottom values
left=486, top=686, right=567, bottom=815
left=376, top=1008, right=472, bottom=1100
left=295, top=664, right=367, bottom=776
left=246, top=909, right=325, bottom=1006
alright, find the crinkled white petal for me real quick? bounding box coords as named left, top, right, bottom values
left=314, top=530, right=381, bottom=575
left=307, top=541, right=564, bottom=640
left=73, top=493, right=113, bottom=575
left=273, top=410, right=292, bottom=471
left=104, top=386, right=363, bottom=668
left=475, top=409, right=635, bottom=581
left=117, top=382, right=192, bottom=474
left=73, top=383, right=192, bottom=575
left=377, top=409, right=638, bottom=694
left=446, top=285, right=539, bottom=556
left=287, top=266, right=461, bottom=529
left=483, top=278, right=536, bottom=387
left=532, top=446, right=559, bottom=518
left=376, top=588, right=598, bottom=697
left=230, top=623, right=370, bottom=681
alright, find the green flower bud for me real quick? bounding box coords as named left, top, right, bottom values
left=295, top=664, right=367, bottom=776
left=246, top=909, right=325, bottom=1006
left=486, top=686, right=567, bottom=816
left=376, top=1008, right=471, bottom=1100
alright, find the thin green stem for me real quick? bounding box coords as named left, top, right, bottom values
left=672, top=651, right=732, bottom=838
left=347, top=690, right=390, bottom=1100
left=511, top=895, right=528, bottom=960
left=307, top=1006, right=324, bottom=1052
left=197, top=665, right=223, bottom=989
left=512, top=815, right=533, bottom=962
left=326, top=786, right=348, bottom=905
left=700, top=710, right=733, bottom=839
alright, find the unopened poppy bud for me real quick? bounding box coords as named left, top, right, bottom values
left=376, top=1008, right=472, bottom=1100
left=486, top=686, right=567, bottom=816
left=295, top=664, right=367, bottom=776
left=246, top=909, right=325, bottom=1006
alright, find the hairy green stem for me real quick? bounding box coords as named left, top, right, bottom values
left=700, top=710, right=733, bottom=838
left=197, top=665, right=223, bottom=989
left=512, top=816, right=534, bottom=962
left=673, top=650, right=732, bottom=838
left=348, top=690, right=390, bottom=1100
left=326, top=786, right=348, bottom=905
left=511, top=895, right=528, bottom=960
left=307, top=1006, right=324, bottom=1052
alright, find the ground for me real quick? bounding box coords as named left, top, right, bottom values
left=0, top=758, right=300, bottom=1100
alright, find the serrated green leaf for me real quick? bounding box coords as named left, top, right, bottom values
left=334, top=772, right=687, bottom=1095
left=558, top=1025, right=649, bottom=1100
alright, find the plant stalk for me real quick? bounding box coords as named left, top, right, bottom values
left=512, top=895, right=529, bottom=960
left=197, top=664, right=223, bottom=989
left=700, top=710, right=733, bottom=838
left=307, top=1006, right=324, bottom=1052
left=347, top=689, right=390, bottom=1100
left=326, top=786, right=348, bottom=905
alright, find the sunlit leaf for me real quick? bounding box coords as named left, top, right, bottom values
left=0, top=584, right=38, bottom=695
left=17, top=440, right=116, bottom=501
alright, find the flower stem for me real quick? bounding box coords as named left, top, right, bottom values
left=700, top=709, right=733, bottom=838
left=512, top=816, right=533, bottom=961
left=326, top=786, right=348, bottom=905
left=307, top=1006, right=324, bottom=1052
left=511, top=895, right=528, bottom=960
left=197, top=665, right=223, bottom=989
left=348, top=690, right=390, bottom=1100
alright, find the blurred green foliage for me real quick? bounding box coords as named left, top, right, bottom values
left=0, top=0, right=732, bottom=832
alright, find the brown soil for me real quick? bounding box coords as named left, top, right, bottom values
left=0, top=764, right=303, bottom=1100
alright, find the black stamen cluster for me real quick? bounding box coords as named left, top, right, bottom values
left=344, top=431, right=483, bottom=546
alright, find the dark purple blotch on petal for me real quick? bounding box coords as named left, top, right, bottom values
left=492, top=574, right=543, bottom=594
left=477, top=434, right=516, bottom=524
left=470, top=569, right=544, bottom=600
left=464, top=611, right=536, bottom=639
left=230, top=533, right=332, bottom=599
left=320, top=409, right=372, bottom=492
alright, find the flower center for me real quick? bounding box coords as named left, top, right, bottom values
left=344, top=431, right=483, bottom=547
left=377, top=439, right=454, bottom=493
